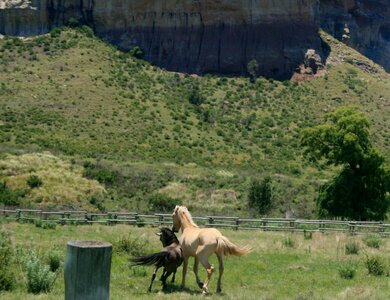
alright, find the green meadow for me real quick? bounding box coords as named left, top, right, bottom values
left=1, top=222, right=390, bottom=299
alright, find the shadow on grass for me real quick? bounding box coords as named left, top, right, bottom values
left=161, top=283, right=226, bottom=297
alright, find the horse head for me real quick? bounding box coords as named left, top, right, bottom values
left=156, top=227, right=179, bottom=247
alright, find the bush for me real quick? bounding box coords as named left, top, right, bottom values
left=365, top=255, right=388, bottom=276
left=43, top=222, right=56, bottom=230
left=248, top=176, right=273, bottom=215
left=338, top=260, right=357, bottom=279
left=114, top=234, right=150, bottom=256
left=27, top=175, right=43, bottom=189
left=47, top=251, right=62, bottom=272
left=188, top=84, right=205, bottom=106
left=283, top=236, right=295, bottom=248
left=0, top=231, right=14, bottom=291
left=129, top=46, right=145, bottom=59
left=0, top=181, right=23, bottom=205
left=148, top=193, right=181, bottom=213
left=345, top=240, right=360, bottom=255
left=67, top=17, right=80, bottom=28
left=83, top=162, right=118, bottom=185
left=303, top=230, right=313, bottom=240
left=26, top=254, right=56, bottom=294
left=364, top=235, right=382, bottom=249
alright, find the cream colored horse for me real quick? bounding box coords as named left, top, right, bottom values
left=172, top=205, right=250, bottom=294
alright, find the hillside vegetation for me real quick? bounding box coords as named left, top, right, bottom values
left=0, top=27, right=389, bottom=217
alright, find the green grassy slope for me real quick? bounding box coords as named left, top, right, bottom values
left=0, top=27, right=389, bottom=216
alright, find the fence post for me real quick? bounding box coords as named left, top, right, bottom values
left=235, top=218, right=240, bottom=230
left=16, top=209, right=21, bottom=222
left=65, top=241, right=112, bottom=300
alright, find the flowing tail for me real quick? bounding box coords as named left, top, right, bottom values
left=130, top=251, right=168, bottom=267
left=216, top=236, right=252, bottom=256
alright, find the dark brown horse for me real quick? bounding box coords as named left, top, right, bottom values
left=130, top=227, right=183, bottom=292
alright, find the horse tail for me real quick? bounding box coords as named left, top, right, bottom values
left=216, top=236, right=251, bottom=256
left=130, top=251, right=168, bottom=267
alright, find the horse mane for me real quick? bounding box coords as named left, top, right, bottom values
left=179, top=206, right=199, bottom=228
left=160, top=228, right=179, bottom=246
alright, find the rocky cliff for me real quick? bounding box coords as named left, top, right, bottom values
left=0, top=0, right=389, bottom=77
left=320, top=0, right=390, bottom=73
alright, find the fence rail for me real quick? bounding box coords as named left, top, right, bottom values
left=1, top=208, right=389, bottom=235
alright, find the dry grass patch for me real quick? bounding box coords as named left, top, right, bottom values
left=0, top=152, right=105, bottom=210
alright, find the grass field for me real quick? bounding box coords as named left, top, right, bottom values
left=1, top=221, right=390, bottom=299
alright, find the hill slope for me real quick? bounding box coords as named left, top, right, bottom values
left=0, top=27, right=389, bottom=216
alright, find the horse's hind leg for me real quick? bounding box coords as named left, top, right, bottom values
left=148, top=266, right=159, bottom=292
left=216, top=253, right=224, bottom=293
left=171, top=270, right=176, bottom=283
left=199, top=256, right=214, bottom=295
left=161, top=269, right=173, bottom=290
left=193, top=257, right=204, bottom=289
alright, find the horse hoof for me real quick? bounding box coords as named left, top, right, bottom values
left=197, top=282, right=204, bottom=289
left=216, top=287, right=222, bottom=293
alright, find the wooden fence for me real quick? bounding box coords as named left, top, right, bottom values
left=1, top=208, right=390, bottom=235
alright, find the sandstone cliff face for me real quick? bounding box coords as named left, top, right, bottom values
left=0, top=0, right=322, bottom=78
left=0, top=0, right=388, bottom=77
left=320, top=0, right=390, bottom=72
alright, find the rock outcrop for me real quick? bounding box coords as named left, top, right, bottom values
left=320, top=0, right=390, bottom=72
left=0, top=0, right=389, bottom=76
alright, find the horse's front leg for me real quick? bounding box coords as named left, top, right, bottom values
left=148, top=266, right=158, bottom=292
left=181, top=256, right=189, bottom=289
left=193, top=257, right=204, bottom=289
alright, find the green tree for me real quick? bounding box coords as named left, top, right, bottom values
left=247, top=59, right=258, bottom=83
left=301, top=107, right=390, bottom=220
left=188, top=83, right=204, bottom=106
left=248, top=176, right=273, bottom=214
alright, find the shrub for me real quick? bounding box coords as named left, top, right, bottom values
left=47, top=251, right=62, bottom=272
left=248, top=176, right=273, bottom=215
left=50, top=27, right=62, bottom=38
left=0, top=181, right=22, bottom=205
left=42, top=222, right=57, bottom=230
left=303, top=230, right=312, bottom=240
left=114, top=234, right=150, bottom=256
left=67, top=17, right=80, bottom=28
left=0, top=231, right=14, bottom=291
left=83, top=162, right=118, bottom=185
left=188, top=84, right=205, bottom=106
left=129, top=46, right=145, bottom=59
left=365, top=255, right=388, bottom=276
left=345, top=240, right=360, bottom=255
left=338, top=260, right=357, bottom=279
left=26, top=254, right=56, bottom=294
left=364, top=235, right=382, bottom=249
left=283, top=236, right=295, bottom=248
left=148, top=193, right=181, bottom=212
left=27, top=175, right=43, bottom=189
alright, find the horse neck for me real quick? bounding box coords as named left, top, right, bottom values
left=179, top=213, right=197, bottom=232
left=161, top=234, right=179, bottom=247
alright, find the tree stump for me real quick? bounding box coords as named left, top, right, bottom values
left=65, top=241, right=112, bottom=300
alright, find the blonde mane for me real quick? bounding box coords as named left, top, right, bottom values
left=179, top=206, right=199, bottom=228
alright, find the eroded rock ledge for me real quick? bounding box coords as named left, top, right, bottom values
left=0, top=0, right=388, bottom=77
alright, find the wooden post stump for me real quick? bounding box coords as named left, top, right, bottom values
left=65, top=241, right=112, bottom=300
